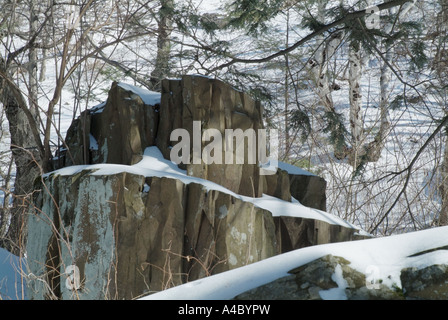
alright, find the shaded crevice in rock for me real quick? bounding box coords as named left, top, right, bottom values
left=275, top=217, right=314, bottom=252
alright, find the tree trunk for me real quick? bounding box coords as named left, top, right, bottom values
left=348, top=41, right=365, bottom=167
left=364, top=36, right=393, bottom=163
left=150, top=0, right=174, bottom=91
left=307, top=0, right=346, bottom=158
left=309, top=0, right=335, bottom=113
left=437, top=0, right=448, bottom=226
left=0, top=56, right=43, bottom=255
left=0, top=158, right=14, bottom=239
left=284, top=9, right=290, bottom=158
left=29, top=0, right=40, bottom=124
left=439, top=133, right=448, bottom=226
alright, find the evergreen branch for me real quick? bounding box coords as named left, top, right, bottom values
left=209, top=0, right=412, bottom=73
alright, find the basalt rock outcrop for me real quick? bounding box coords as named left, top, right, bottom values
left=26, top=76, right=360, bottom=300
left=158, top=76, right=265, bottom=198
left=58, top=82, right=160, bottom=168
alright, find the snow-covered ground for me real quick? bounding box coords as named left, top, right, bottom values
left=142, top=226, right=448, bottom=300
left=0, top=248, right=26, bottom=300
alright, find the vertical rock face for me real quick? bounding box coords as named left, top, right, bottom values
left=61, top=76, right=265, bottom=198
left=263, top=169, right=327, bottom=211
left=27, top=171, right=118, bottom=300
left=27, top=171, right=277, bottom=299
left=157, top=76, right=265, bottom=197
left=289, top=174, right=327, bottom=211
left=91, top=84, right=159, bottom=166
left=60, top=81, right=160, bottom=168
left=27, top=75, right=358, bottom=300
left=274, top=217, right=356, bottom=253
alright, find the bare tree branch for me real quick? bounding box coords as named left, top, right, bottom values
left=370, top=114, right=448, bottom=233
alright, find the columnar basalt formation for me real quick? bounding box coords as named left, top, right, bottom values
left=27, top=76, right=360, bottom=300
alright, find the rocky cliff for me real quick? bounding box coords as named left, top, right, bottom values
left=26, top=76, right=362, bottom=300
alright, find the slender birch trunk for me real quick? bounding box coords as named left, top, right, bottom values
left=28, top=0, right=40, bottom=124
left=365, top=39, right=393, bottom=163
left=307, top=0, right=346, bottom=158
left=309, top=0, right=337, bottom=114
left=284, top=9, right=290, bottom=158
left=348, top=41, right=365, bottom=167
